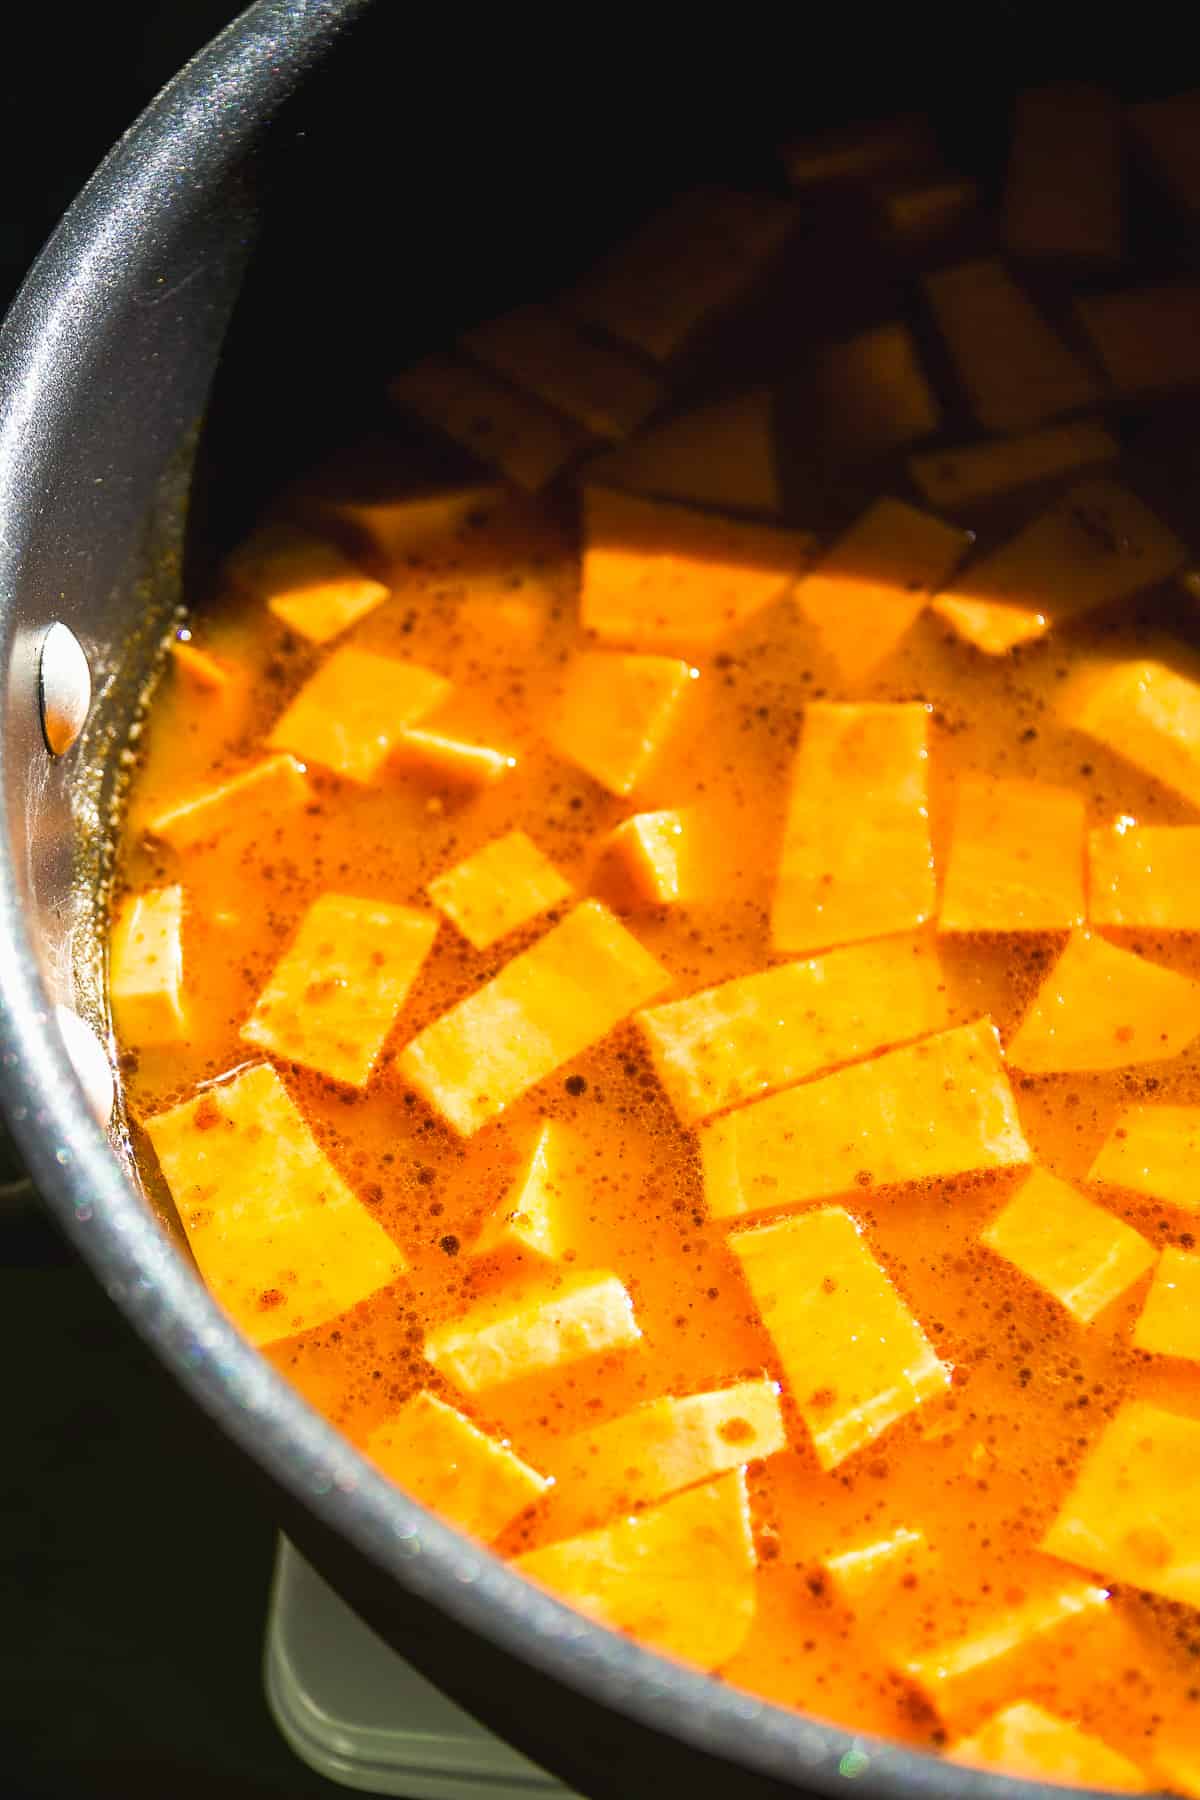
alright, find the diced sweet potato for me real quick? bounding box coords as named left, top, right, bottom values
left=1005, top=931, right=1200, bottom=1073
left=599, top=810, right=696, bottom=907
left=795, top=497, right=970, bottom=682
left=879, top=177, right=976, bottom=245
left=771, top=702, right=935, bottom=953
left=1077, top=282, right=1200, bottom=395
left=1041, top=1400, right=1200, bottom=1607
left=267, top=648, right=450, bottom=784
left=109, top=885, right=187, bottom=1046
left=981, top=1168, right=1155, bottom=1324
left=702, top=1018, right=1029, bottom=1220
left=579, top=488, right=812, bottom=655
left=1088, top=1106, right=1200, bottom=1212
left=1005, top=84, right=1124, bottom=265
left=904, top=1583, right=1111, bottom=1725
left=316, top=486, right=502, bottom=567
left=824, top=1527, right=929, bottom=1609
left=729, top=1206, right=950, bottom=1469
left=1089, top=823, right=1200, bottom=929
left=147, top=754, right=309, bottom=852
left=951, top=1702, right=1148, bottom=1791
left=923, top=259, right=1099, bottom=432
left=390, top=353, right=591, bottom=491
left=939, top=776, right=1086, bottom=932
left=934, top=481, right=1185, bottom=655
left=1154, top=1740, right=1200, bottom=1800
left=781, top=115, right=937, bottom=187
left=1132, top=1249, right=1200, bottom=1361
left=472, top=1119, right=580, bottom=1261
left=461, top=304, right=664, bottom=440
left=806, top=323, right=941, bottom=460
left=425, top=1270, right=640, bottom=1393
left=584, top=389, right=783, bottom=518
left=1059, top=658, right=1200, bottom=808
left=543, top=1379, right=785, bottom=1535
left=365, top=1390, right=549, bottom=1542
left=638, top=934, right=948, bottom=1127
left=1130, top=91, right=1200, bottom=214
left=240, top=894, right=438, bottom=1088
left=393, top=729, right=516, bottom=789
left=909, top=419, right=1118, bottom=512
left=547, top=651, right=694, bottom=797
left=427, top=830, right=571, bottom=951
left=145, top=1063, right=405, bottom=1346
left=228, top=523, right=389, bottom=644
left=397, top=900, right=670, bottom=1135
left=169, top=638, right=231, bottom=691
left=514, top=1471, right=756, bottom=1670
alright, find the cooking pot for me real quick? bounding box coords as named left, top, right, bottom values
left=0, top=6, right=1186, bottom=1796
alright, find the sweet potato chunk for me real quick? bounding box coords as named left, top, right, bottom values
left=1130, top=91, right=1200, bottom=214
left=1132, top=1249, right=1200, bottom=1361
left=781, top=115, right=937, bottom=187
left=939, top=777, right=1086, bottom=932
left=390, top=353, right=591, bottom=491
left=702, top=1018, right=1029, bottom=1220
left=772, top=702, right=934, bottom=953
left=427, top=831, right=571, bottom=951
left=824, top=1527, right=930, bottom=1610
left=981, top=1169, right=1155, bottom=1324
left=951, top=1702, right=1148, bottom=1791
left=1059, top=658, right=1200, bottom=809
left=145, top=1063, right=405, bottom=1346
left=1077, top=282, right=1200, bottom=395
left=923, top=259, right=1099, bottom=432
left=547, top=651, right=693, bottom=797
left=240, top=894, right=437, bottom=1088
left=638, top=935, right=948, bottom=1127
left=580, top=488, right=812, bottom=655
left=109, top=886, right=186, bottom=1046
left=903, top=1583, right=1110, bottom=1725
left=169, top=638, right=232, bottom=692
left=805, top=323, right=941, bottom=461
left=267, top=648, right=450, bottom=783
left=514, top=1471, right=756, bottom=1670
left=365, top=1390, right=549, bottom=1542
left=1089, top=823, right=1200, bottom=929
left=1088, top=1106, right=1200, bottom=1212
left=472, top=1119, right=580, bottom=1261
left=879, top=177, right=976, bottom=245
left=147, top=754, right=308, bottom=851
left=909, top=419, right=1118, bottom=511
left=424, top=1270, right=640, bottom=1394
left=729, top=1206, right=950, bottom=1470
left=1005, top=931, right=1200, bottom=1073
left=317, top=486, right=501, bottom=566
left=397, top=900, right=669, bottom=1135
left=1041, top=1401, right=1200, bottom=1607
left=461, top=304, right=664, bottom=440
left=585, top=390, right=783, bottom=517
left=1004, top=84, right=1124, bottom=265
left=795, top=497, right=970, bottom=682
left=228, top=524, right=389, bottom=644
left=599, top=810, right=697, bottom=907
left=392, top=729, right=516, bottom=789
left=934, top=481, right=1185, bottom=655
left=543, top=1379, right=785, bottom=1535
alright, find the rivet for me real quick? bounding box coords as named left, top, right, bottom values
left=39, top=622, right=92, bottom=756
left=55, top=1005, right=114, bottom=1127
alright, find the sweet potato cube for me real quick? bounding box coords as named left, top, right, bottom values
left=795, top=497, right=970, bottom=682
left=1132, top=1249, right=1200, bottom=1361
left=424, top=1270, right=640, bottom=1394
left=824, top=1527, right=929, bottom=1609
left=1041, top=1400, right=1200, bottom=1607
left=1077, top=282, right=1200, bottom=396
left=145, top=1063, right=405, bottom=1346
left=771, top=702, right=934, bottom=954
left=923, top=259, right=1099, bottom=432
left=939, top=777, right=1086, bottom=932
left=729, top=1206, right=950, bottom=1469
left=472, top=1119, right=580, bottom=1261
left=393, top=729, right=515, bottom=789
left=879, top=177, right=976, bottom=245
left=514, top=1471, right=756, bottom=1670
left=600, top=810, right=697, bottom=906
left=903, top=1583, right=1111, bottom=1725
left=547, top=651, right=693, bottom=797
left=390, top=352, right=590, bottom=492
left=951, top=1702, right=1148, bottom=1791
left=981, top=1168, right=1155, bottom=1324
left=1004, top=84, right=1124, bottom=265
left=1089, top=823, right=1200, bottom=929
left=398, top=900, right=669, bottom=1135
left=147, top=754, right=309, bottom=851
left=228, top=523, right=390, bottom=644
left=109, top=885, right=187, bottom=1046
left=580, top=488, right=812, bottom=655
left=638, top=934, right=948, bottom=1127
left=909, top=419, right=1118, bottom=511
left=584, top=389, right=783, bottom=517
left=240, top=894, right=437, bottom=1088
left=544, top=1379, right=785, bottom=1536
left=1130, top=91, right=1200, bottom=214
left=781, top=115, right=937, bottom=187
left=365, top=1390, right=549, bottom=1542
left=1088, top=1106, right=1200, bottom=1212
left=807, top=323, right=941, bottom=459
left=934, top=481, right=1185, bottom=655
left=169, top=638, right=232, bottom=692
left=1059, top=658, right=1200, bottom=809
left=702, top=1018, right=1029, bottom=1220
left=427, top=831, right=571, bottom=951
left=1005, top=931, right=1200, bottom=1073
left=461, top=304, right=664, bottom=440
left=1154, top=1741, right=1200, bottom=1800
left=318, top=486, right=502, bottom=566
left=266, top=648, right=450, bottom=783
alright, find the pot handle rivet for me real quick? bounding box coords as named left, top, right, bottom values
left=39, top=622, right=92, bottom=756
